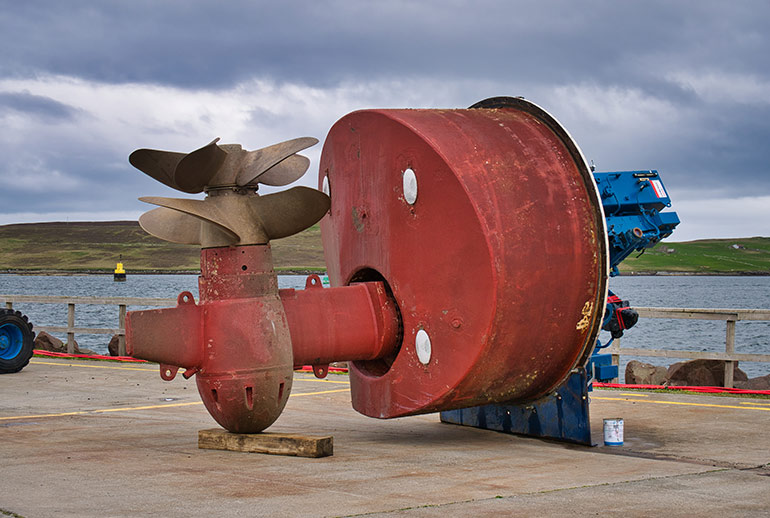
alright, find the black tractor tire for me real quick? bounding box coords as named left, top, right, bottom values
left=0, top=308, right=35, bottom=373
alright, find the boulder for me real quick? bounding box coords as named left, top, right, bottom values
left=735, top=373, right=770, bottom=391
left=625, top=360, right=668, bottom=385
left=108, top=334, right=120, bottom=356
left=34, top=331, right=76, bottom=353
left=34, top=330, right=97, bottom=355
left=666, top=359, right=748, bottom=387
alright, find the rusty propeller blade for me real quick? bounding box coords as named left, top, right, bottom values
left=133, top=136, right=326, bottom=247
left=236, top=137, right=318, bottom=187
left=255, top=154, right=311, bottom=186
left=139, top=206, right=240, bottom=248
left=140, top=194, right=275, bottom=245
left=139, top=186, right=329, bottom=246
left=174, top=138, right=227, bottom=194
left=128, top=149, right=186, bottom=190
left=253, top=186, right=331, bottom=240
left=139, top=196, right=244, bottom=243
left=139, top=207, right=202, bottom=245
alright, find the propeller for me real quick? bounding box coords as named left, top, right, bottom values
left=130, top=137, right=329, bottom=248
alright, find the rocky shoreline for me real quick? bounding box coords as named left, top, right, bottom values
left=625, top=359, right=770, bottom=390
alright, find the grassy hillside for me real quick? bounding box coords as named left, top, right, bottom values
left=0, top=221, right=325, bottom=273
left=1, top=222, right=768, bottom=274
left=619, top=237, right=770, bottom=275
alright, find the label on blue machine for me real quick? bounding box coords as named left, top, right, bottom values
left=650, top=179, right=667, bottom=198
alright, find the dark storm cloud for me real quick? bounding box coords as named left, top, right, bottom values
left=3, top=1, right=767, bottom=88
left=1, top=0, right=769, bottom=238
left=0, top=91, right=79, bottom=120
left=572, top=99, right=770, bottom=198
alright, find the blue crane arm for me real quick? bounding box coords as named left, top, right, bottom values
left=588, top=169, right=679, bottom=381
left=593, top=170, right=680, bottom=276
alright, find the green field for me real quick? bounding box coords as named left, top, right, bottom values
left=1, top=221, right=768, bottom=274
left=619, top=237, right=770, bottom=275
left=0, top=221, right=325, bottom=273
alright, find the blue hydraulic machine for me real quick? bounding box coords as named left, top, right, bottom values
left=441, top=169, right=680, bottom=444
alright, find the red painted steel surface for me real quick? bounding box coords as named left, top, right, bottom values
left=128, top=245, right=294, bottom=433
left=126, top=291, right=202, bottom=369
left=319, top=103, right=608, bottom=418
left=127, top=246, right=402, bottom=432
left=282, top=279, right=400, bottom=367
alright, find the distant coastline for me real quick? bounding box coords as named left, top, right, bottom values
left=621, top=271, right=770, bottom=276
left=2, top=222, right=769, bottom=276
left=3, top=270, right=769, bottom=277
left=0, top=268, right=325, bottom=276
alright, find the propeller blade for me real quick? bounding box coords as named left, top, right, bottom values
left=236, top=137, right=318, bottom=186
left=139, top=206, right=241, bottom=248
left=139, top=196, right=239, bottom=242
left=253, top=187, right=331, bottom=240
left=255, top=154, right=311, bottom=186
left=174, top=138, right=227, bottom=194
left=138, top=207, right=203, bottom=245
left=129, top=149, right=186, bottom=190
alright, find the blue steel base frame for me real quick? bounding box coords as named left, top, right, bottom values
left=440, top=368, right=593, bottom=445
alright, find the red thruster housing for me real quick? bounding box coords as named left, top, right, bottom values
left=126, top=245, right=401, bottom=433
left=127, top=245, right=295, bottom=433
left=319, top=99, right=608, bottom=419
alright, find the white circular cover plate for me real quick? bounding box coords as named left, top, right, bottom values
left=415, top=328, right=431, bottom=364
left=403, top=168, right=417, bottom=205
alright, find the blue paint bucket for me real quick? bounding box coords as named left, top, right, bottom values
left=603, top=418, right=624, bottom=446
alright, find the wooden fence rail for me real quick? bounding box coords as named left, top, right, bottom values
left=605, top=307, right=770, bottom=387
left=1, top=295, right=178, bottom=356
left=2, top=296, right=769, bottom=387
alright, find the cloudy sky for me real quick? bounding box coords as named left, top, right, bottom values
left=1, top=1, right=768, bottom=241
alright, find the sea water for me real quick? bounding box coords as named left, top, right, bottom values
left=605, top=275, right=770, bottom=379
left=1, top=274, right=769, bottom=379
left=0, top=274, right=305, bottom=356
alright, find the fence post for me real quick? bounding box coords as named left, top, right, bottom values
left=724, top=319, right=736, bottom=388
left=118, top=304, right=127, bottom=356
left=67, top=303, right=76, bottom=354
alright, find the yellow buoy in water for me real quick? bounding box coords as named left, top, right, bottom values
left=114, top=261, right=126, bottom=282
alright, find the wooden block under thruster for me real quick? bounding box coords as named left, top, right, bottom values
left=198, top=428, right=333, bottom=458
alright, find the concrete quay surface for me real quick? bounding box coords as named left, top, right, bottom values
left=1, top=358, right=769, bottom=517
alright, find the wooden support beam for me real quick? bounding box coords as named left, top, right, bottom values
left=724, top=319, right=736, bottom=388
left=118, top=304, right=127, bottom=356
left=67, top=303, right=76, bottom=354
left=198, top=428, right=333, bottom=458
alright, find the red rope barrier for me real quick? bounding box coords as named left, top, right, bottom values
left=594, top=381, right=770, bottom=396
left=33, top=350, right=148, bottom=363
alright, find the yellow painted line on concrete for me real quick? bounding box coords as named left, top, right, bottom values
left=294, top=377, right=350, bottom=385
left=593, top=396, right=770, bottom=412
left=0, top=388, right=348, bottom=422
left=0, top=401, right=202, bottom=421
left=30, top=360, right=156, bottom=372
left=740, top=401, right=770, bottom=406
left=30, top=361, right=352, bottom=385
left=618, top=393, right=649, bottom=397
left=290, top=388, right=349, bottom=397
